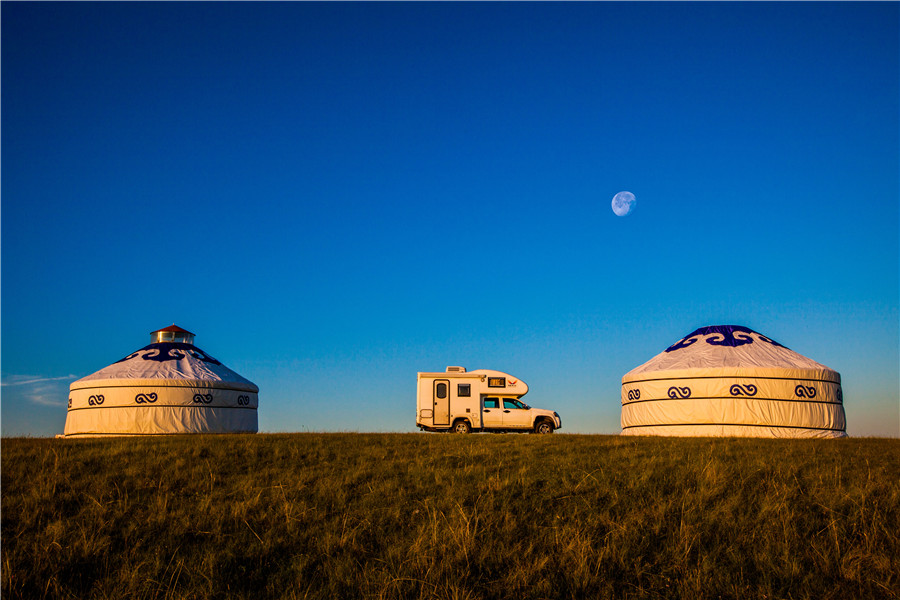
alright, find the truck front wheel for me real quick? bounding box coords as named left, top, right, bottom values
left=534, top=421, right=554, bottom=434
left=452, top=420, right=471, bottom=434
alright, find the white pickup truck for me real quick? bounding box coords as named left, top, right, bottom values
left=416, top=366, right=562, bottom=434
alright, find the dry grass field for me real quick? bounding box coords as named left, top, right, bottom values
left=2, top=433, right=899, bottom=599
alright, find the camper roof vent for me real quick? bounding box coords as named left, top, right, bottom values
left=446, top=366, right=466, bottom=373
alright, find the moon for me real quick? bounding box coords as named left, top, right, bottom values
left=611, top=191, right=636, bottom=217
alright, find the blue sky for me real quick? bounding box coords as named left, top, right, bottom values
left=2, top=2, right=897, bottom=437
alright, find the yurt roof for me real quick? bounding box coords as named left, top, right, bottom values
left=153, top=324, right=195, bottom=335
left=623, top=325, right=839, bottom=384
left=70, top=337, right=258, bottom=392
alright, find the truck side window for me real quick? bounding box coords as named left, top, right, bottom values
left=483, top=398, right=499, bottom=409
left=458, top=384, right=471, bottom=397
left=436, top=383, right=448, bottom=399
left=503, top=399, right=522, bottom=409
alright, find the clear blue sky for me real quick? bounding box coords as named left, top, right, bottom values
left=2, top=2, right=898, bottom=437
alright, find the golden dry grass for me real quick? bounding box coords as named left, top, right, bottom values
left=2, top=433, right=899, bottom=599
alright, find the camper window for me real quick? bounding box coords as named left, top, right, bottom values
left=458, top=384, right=471, bottom=397
left=488, top=377, right=506, bottom=388
left=436, top=383, right=448, bottom=399
left=483, top=397, right=499, bottom=409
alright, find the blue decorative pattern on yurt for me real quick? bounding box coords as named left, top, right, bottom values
left=135, top=393, right=158, bottom=404
left=114, top=343, right=222, bottom=365
left=730, top=384, right=758, bottom=396
left=795, top=385, right=817, bottom=398
left=667, top=386, right=692, bottom=399
left=665, top=325, right=786, bottom=353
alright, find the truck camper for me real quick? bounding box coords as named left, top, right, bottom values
left=416, top=366, right=562, bottom=434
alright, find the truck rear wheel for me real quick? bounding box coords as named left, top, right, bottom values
left=452, top=420, right=471, bottom=434
left=535, top=421, right=554, bottom=434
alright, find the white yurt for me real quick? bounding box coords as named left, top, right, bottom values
left=64, top=325, right=258, bottom=437
left=621, top=325, right=846, bottom=438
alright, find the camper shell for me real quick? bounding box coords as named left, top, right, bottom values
left=416, top=366, right=562, bottom=434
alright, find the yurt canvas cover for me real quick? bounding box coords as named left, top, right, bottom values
left=64, top=326, right=258, bottom=437
left=621, top=325, right=846, bottom=438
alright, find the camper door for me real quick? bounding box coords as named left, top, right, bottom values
left=433, top=379, right=450, bottom=426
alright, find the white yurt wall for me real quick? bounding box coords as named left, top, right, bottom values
left=621, top=325, right=846, bottom=438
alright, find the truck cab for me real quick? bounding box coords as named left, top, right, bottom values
left=416, top=366, right=562, bottom=434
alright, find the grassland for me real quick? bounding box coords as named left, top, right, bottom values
left=2, top=433, right=899, bottom=600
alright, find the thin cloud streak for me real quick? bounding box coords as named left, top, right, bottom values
left=28, top=393, right=68, bottom=408
left=1, top=375, right=77, bottom=408
left=1, top=375, right=78, bottom=387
